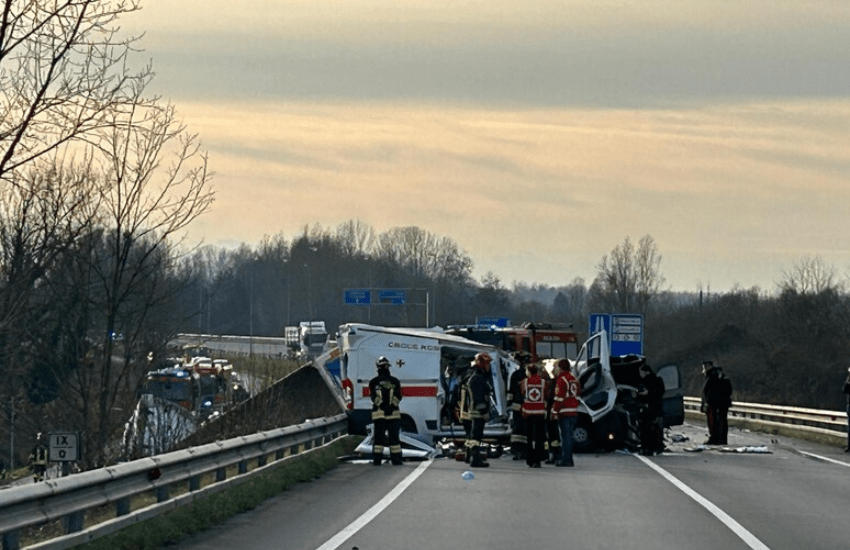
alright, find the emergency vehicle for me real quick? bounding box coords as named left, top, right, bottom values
left=446, top=322, right=579, bottom=363
left=333, top=323, right=518, bottom=450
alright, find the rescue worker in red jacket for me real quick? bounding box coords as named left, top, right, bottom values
left=520, top=363, right=548, bottom=468
left=461, top=352, right=495, bottom=468
left=507, top=351, right=530, bottom=461
left=551, top=358, right=581, bottom=467
left=369, top=356, right=403, bottom=466
left=541, top=362, right=560, bottom=464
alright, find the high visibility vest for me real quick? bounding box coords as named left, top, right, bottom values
left=521, top=376, right=547, bottom=417
left=553, top=372, right=581, bottom=418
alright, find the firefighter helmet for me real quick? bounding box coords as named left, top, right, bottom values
left=376, top=356, right=391, bottom=371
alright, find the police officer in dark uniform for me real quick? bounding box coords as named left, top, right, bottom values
left=369, top=357, right=404, bottom=465
left=462, top=352, right=494, bottom=468
left=701, top=360, right=733, bottom=445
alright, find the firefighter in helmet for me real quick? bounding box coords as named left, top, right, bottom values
left=461, top=352, right=494, bottom=468
left=507, top=351, right=530, bottom=460
left=369, top=356, right=404, bottom=465
left=29, top=432, right=48, bottom=482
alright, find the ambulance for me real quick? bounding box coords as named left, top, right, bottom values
left=335, top=323, right=517, bottom=449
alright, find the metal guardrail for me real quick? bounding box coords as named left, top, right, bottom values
left=683, top=397, right=848, bottom=438
left=0, top=414, right=348, bottom=550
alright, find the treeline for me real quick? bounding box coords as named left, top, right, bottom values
left=175, top=225, right=850, bottom=413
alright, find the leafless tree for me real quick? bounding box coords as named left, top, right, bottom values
left=778, top=256, right=843, bottom=295
left=375, top=226, right=473, bottom=282
left=0, top=0, right=214, bottom=467
left=335, top=219, right=376, bottom=258
left=591, top=235, right=665, bottom=313
left=0, top=0, right=149, bottom=185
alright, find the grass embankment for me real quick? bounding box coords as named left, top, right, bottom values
left=77, top=436, right=361, bottom=550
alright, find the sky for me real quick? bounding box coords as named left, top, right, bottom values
left=124, top=0, right=850, bottom=292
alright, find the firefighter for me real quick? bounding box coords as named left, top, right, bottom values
left=507, top=351, right=530, bottom=460
left=552, top=358, right=580, bottom=467
left=462, top=352, right=494, bottom=468
left=29, top=433, right=48, bottom=482
left=520, top=363, right=548, bottom=468
left=369, top=356, right=404, bottom=466
left=637, top=363, right=666, bottom=455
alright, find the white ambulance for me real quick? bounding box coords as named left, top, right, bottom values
left=335, top=323, right=516, bottom=449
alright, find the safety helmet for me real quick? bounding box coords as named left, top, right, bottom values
left=474, top=352, right=492, bottom=368
left=376, top=356, right=391, bottom=370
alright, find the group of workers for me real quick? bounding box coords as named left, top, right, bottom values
left=506, top=352, right=581, bottom=467
left=366, top=349, right=671, bottom=468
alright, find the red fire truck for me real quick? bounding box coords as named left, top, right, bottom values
left=446, top=322, right=579, bottom=362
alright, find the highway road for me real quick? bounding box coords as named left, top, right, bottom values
left=178, top=421, right=850, bottom=550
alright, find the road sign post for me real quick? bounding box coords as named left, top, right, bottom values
left=589, top=313, right=644, bottom=356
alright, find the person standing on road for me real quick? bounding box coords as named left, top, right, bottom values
left=462, top=352, right=495, bottom=468
left=520, top=363, right=548, bottom=468
left=541, top=362, right=561, bottom=464
left=843, top=366, right=850, bottom=452
left=701, top=360, right=733, bottom=445
left=369, top=356, right=404, bottom=466
left=637, top=363, right=666, bottom=455
left=507, top=352, right=529, bottom=461
left=29, top=433, right=48, bottom=482
left=551, top=358, right=580, bottom=467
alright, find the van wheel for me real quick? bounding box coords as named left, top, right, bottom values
left=572, top=417, right=594, bottom=453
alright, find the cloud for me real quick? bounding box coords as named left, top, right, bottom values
left=172, top=98, right=850, bottom=290
left=131, top=0, right=850, bottom=107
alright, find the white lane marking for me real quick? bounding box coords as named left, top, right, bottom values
left=798, top=450, right=850, bottom=467
left=635, top=454, right=771, bottom=550
left=315, top=459, right=433, bottom=550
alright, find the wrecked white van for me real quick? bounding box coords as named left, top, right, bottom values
left=335, top=323, right=516, bottom=450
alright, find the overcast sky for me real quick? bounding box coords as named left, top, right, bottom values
left=125, top=0, right=850, bottom=292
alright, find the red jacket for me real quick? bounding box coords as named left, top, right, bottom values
left=552, top=370, right=580, bottom=419
left=520, top=374, right=547, bottom=418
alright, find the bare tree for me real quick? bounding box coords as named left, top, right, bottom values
left=0, top=0, right=215, bottom=467
left=591, top=235, right=665, bottom=314
left=778, top=256, right=842, bottom=295
left=0, top=0, right=149, bottom=185
left=75, top=101, right=213, bottom=466
left=375, top=226, right=473, bottom=282
left=335, top=219, right=376, bottom=258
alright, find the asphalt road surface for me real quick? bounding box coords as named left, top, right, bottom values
left=178, top=422, right=850, bottom=550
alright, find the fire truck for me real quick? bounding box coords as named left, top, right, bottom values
left=446, top=322, right=579, bottom=363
